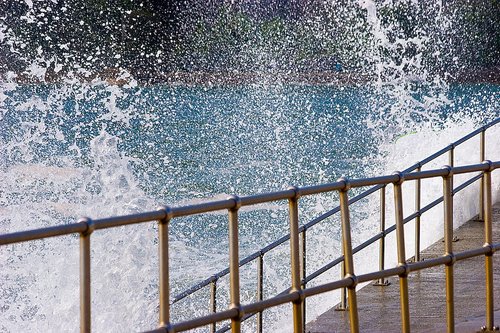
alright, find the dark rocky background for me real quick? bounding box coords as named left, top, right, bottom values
left=0, top=0, right=498, bottom=83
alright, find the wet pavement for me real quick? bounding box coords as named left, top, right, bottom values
left=307, top=203, right=500, bottom=333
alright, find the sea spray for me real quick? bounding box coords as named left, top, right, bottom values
left=1, top=1, right=499, bottom=332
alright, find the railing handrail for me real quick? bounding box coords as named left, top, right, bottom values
left=1, top=118, right=499, bottom=333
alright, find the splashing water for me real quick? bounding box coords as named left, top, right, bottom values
left=1, top=0, right=499, bottom=332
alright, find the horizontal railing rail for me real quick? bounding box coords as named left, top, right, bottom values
left=1, top=118, right=499, bottom=333
left=146, top=240, right=500, bottom=333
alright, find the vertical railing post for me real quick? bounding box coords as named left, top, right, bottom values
left=442, top=166, right=455, bottom=332
left=449, top=146, right=455, bottom=195
left=228, top=195, right=242, bottom=333
left=79, top=217, right=94, bottom=333
left=338, top=177, right=359, bottom=333
left=301, top=229, right=307, bottom=332
left=414, top=165, right=422, bottom=262
left=210, top=279, right=217, bottom=333
left=448, top=145, right=454, bottom=167
left=336, top=262, right=348, bottom=310
left=158, top=207, right=172, bottom=329
left=256, top=254, right=264, bottom=333
left=481, top=161, right=497, bottom=332
left=479, top=129, right=486, bottom=221
left=393, top=172, right=410, bottom=333
left=288, top=187, right=304, bottom=333
left=374, top=185, right=390, bottom=286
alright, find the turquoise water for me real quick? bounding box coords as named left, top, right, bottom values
left=2, top=84, right=375, bottom=199
left=3, top=83, right=498, bottom=200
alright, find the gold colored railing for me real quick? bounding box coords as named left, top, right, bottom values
left=1, top=118, right=499, bottom=333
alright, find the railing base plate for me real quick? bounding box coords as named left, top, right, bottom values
left=478, top=326, right=499, bottom=333
left=334, top=305, right=348, bottom=312
left=373, top=279, right=391, bottom=286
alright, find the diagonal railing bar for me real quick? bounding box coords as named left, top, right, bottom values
left=403, top=118, right=500, bottom=171
left=174, top=164, right=498, bottom=333
left=453, top=173, right=483, bottom=193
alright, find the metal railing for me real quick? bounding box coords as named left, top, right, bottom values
left=1, top=118, right=499, bottom=333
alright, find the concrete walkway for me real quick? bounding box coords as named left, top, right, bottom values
left=307, top=203, right=500, bottom=333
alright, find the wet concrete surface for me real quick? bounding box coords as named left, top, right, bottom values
left=307, top=203, right=500, bottom=333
